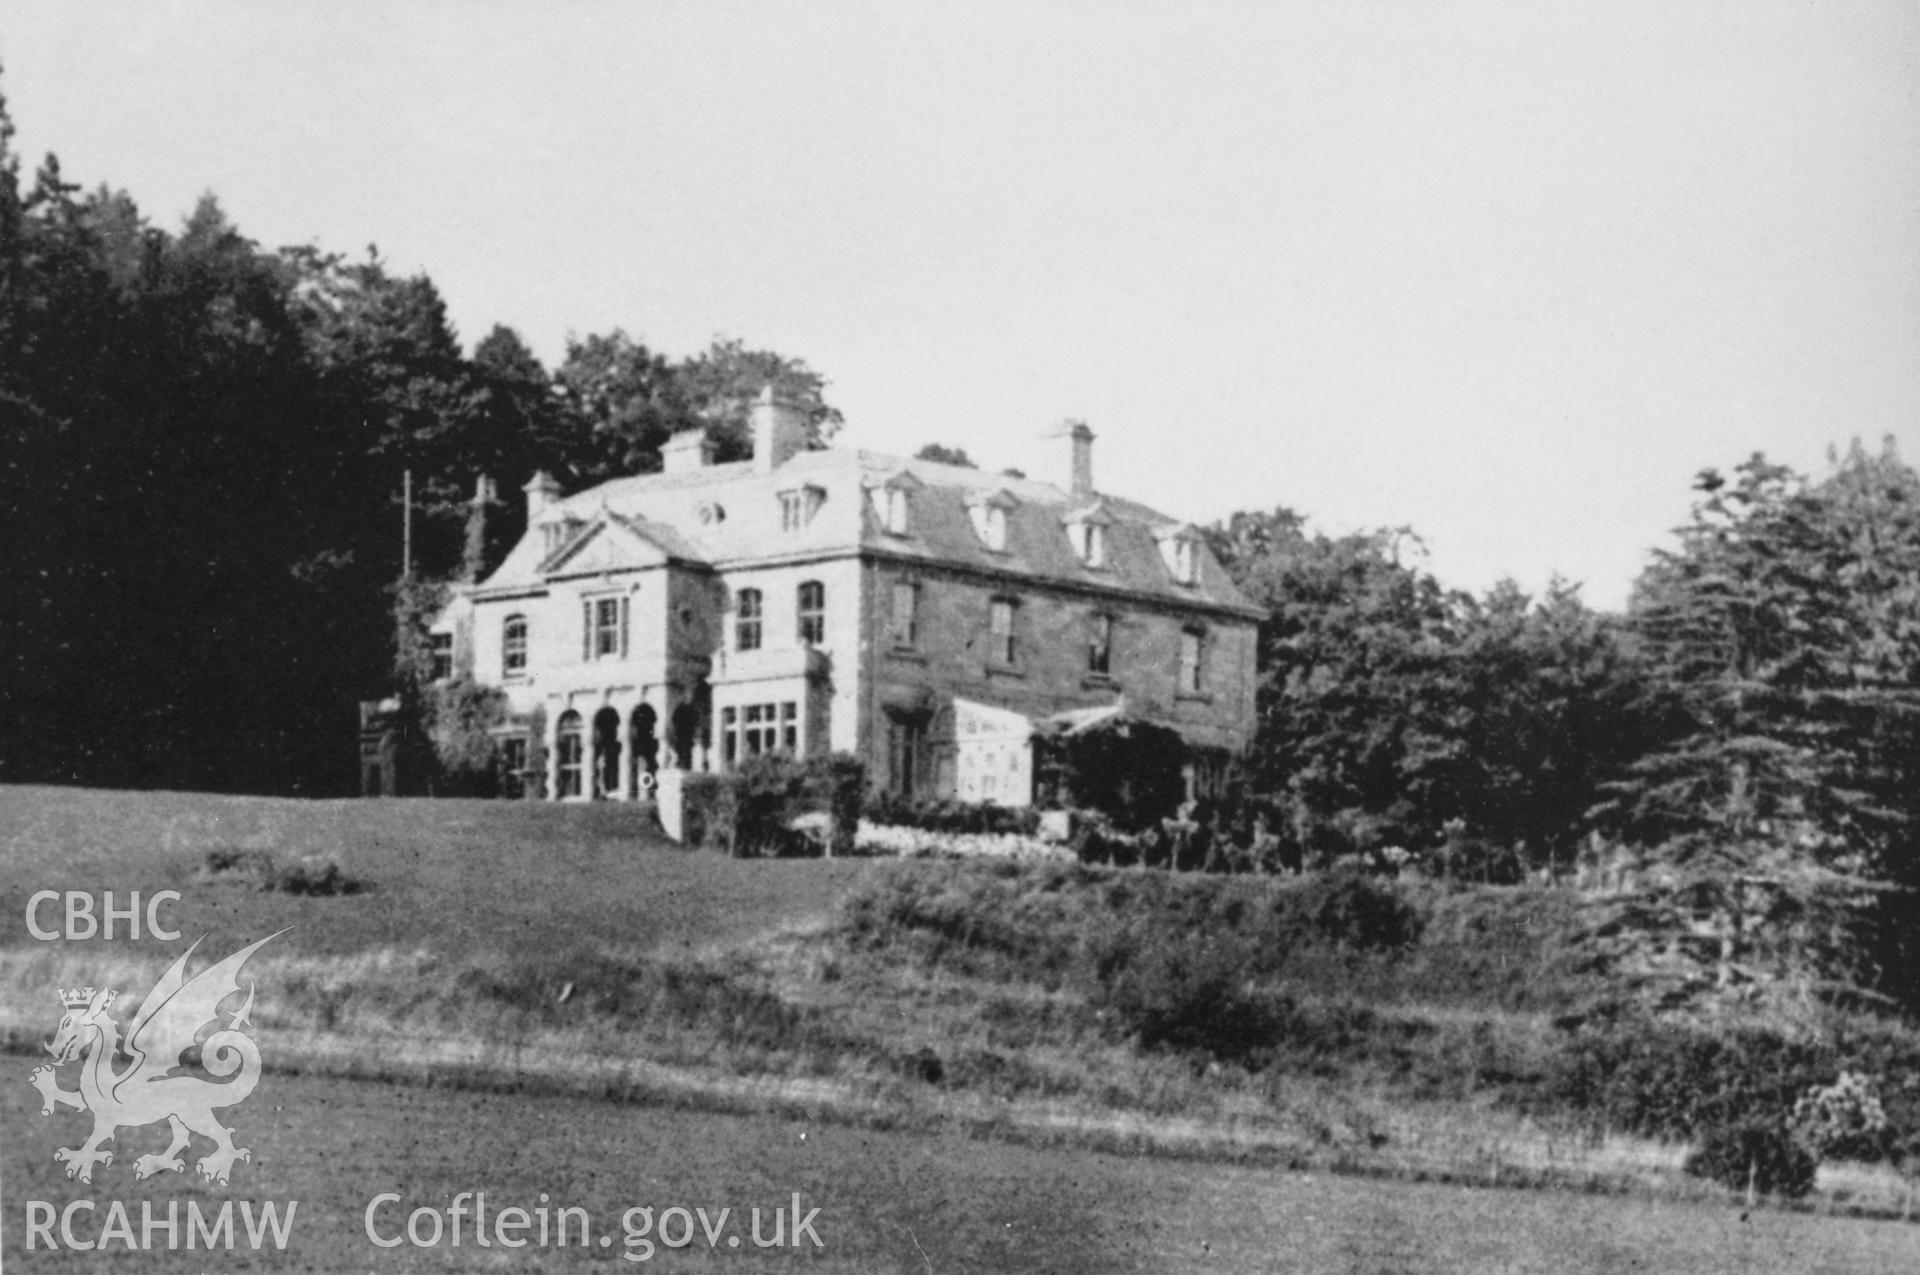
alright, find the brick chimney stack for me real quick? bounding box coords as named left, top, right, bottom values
left=523, top=470, right=561, bottom=521
left=464, top=475, right=501, bottom=581
left=1060, top=419, right=1095, bottom=500
left=752, top=386, right=809, bottom=473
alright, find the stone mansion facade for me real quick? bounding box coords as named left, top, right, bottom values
left=424, top=393, right=1261, bottom=806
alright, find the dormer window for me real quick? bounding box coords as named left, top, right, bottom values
left=1157, top=526, right=1201, bottom=585
left=980, top=506, right=1007, bottom=551
left=1069, top=522, right=1108, bottom=567
left=1065, top=502, right=1114, bottom=569
left=868, top=472, right=920, bottom=537
left=966, top=489, right=1017, bottom=553
left=778, top=483, right=825, bottom=533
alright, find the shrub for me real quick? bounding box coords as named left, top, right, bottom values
left=201, top=847, right=277, bottom=882
left=1034, top=717, right=1188, bottom=830
left=426, top=676, right=511, bottom=796
left=806, top=753, right=866, bottom=854
left=1093, top=925, right=1277, bottom=1061
left=1793, top=1071, right=1889, bottom=1162
left=706, top=754, right=805, bottom=857
left=1683, top=1118, right=1817, bottom=1199
left=200, top=848, right=366, bottom=896
left=274, top=854, right=367, bottom=896
left=1542, top=1021, right=1828, bottom=1142
left=702, top=753, right=867, bottom=857
left=1536, top=1018, right=1920, bottom=1160
left=674, top=772, right=727, bottom=848
left=1299, top=866, right=1426, bottom=951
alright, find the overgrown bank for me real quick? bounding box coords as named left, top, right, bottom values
left=16, top=853, right=1918, bottom=1213
left=834, top=860, right=1920, bottom=1198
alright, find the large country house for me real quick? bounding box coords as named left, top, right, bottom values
left=420, top=392, right=1261, bottom=807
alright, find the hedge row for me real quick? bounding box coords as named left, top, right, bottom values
left=691, top=753, right=864, bottom=857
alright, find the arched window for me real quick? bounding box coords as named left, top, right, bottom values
left=502, top=615, right=528, bottom=674
left=797, top=581, right=825, bottom=645
left=555, top=711, right=584, bottom=798
left=736, top=588, right=763, bottom=651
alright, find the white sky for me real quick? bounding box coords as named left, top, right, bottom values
left=5, top=2, right=1916, bottom=609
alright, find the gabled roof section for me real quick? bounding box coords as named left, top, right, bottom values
left=864, top=467, right=925, bottom=493
left=537, top=508, right=701, bottom=578
left=1061, top=498, right=1117, bottom=527
left=605, top=509, right=709, bottom=563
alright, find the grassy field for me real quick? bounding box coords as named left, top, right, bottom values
left=8, top=1071, right=1917, bottom=1273
left=0, top=785, right=878, bottom=958
left=5, top=784, right=1920, bottom=1272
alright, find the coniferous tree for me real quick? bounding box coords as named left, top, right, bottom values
left=1590, top=451, right=1920, bottom=1005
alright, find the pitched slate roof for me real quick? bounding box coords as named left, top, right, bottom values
left=473, top=447, right=1262, bottom=619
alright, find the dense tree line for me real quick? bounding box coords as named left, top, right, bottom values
left=1206, top=448, right=1920, bottom=878
left=1206, top=444, right=1920, bottom=1007
left=0, top=72, right=838, bottom=793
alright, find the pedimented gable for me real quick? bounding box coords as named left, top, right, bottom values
left=539, top=514, right=673, bottom=577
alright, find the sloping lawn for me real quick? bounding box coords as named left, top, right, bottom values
left=0, top=785, right=879, bottom=958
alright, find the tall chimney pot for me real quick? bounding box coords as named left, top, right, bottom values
left=523, top=470, right=561, bottom=521
left=752, top=386, right=809, bottom=473
left=1060, top=419, right=1095, bottom=500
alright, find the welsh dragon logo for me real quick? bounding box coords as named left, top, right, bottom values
left=27, top=931, right=285, bottom=1185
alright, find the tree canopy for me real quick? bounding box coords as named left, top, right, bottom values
left=0, top=71, right=842, bottom=792
left=914, top=442, right=976, bottom=468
